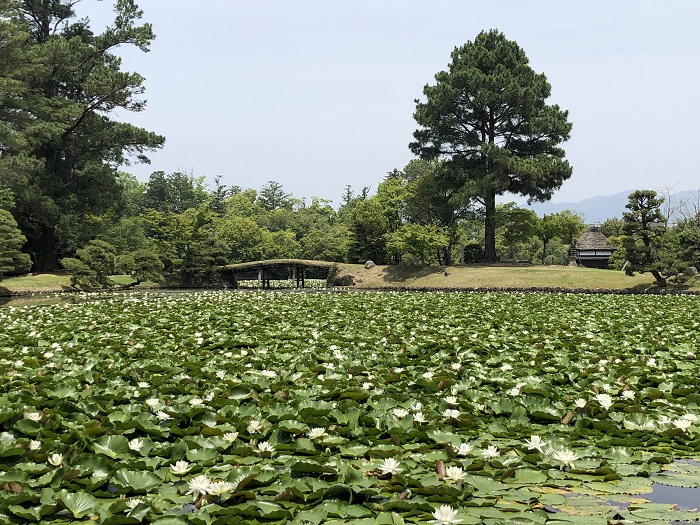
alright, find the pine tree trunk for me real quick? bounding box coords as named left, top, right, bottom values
left=38, top=224, right=59, bottom=271
left=483, top=191, right=497, bottom=262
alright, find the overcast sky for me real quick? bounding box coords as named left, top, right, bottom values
left=79, top=0, right=700, bottom=206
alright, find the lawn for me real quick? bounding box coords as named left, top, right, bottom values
left=337, top=263, right=699, bottom=292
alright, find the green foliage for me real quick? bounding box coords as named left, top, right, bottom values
left=0, top=208, right=31, bottom=279
left=411, top=29, right=572, bottom=262
left=299, top=225, right=352, bottom=262
left=532, top=211, right=586, bottom=265
left=59, top=257, right=98, bottom=289
left=496, top=203, right=537, bottom=260
left=61, top=239, right=116, bottom=289
left=257, top=180, right=292, bottom=211
left=600, top=217, right=624, bottom=238
left=618, top=190, right=686, bottom=283
left=0, top=0, right=164, bottom=270
left=115, top=249, right=164, bottom=284
left=556, top=210, right=587, bottom=245
left=385, top=224, right=450, bottom=266
left=217, top=215, right=266, bottom=263
left=676, top=215, right=700, bottom=267
left=349, top=198, right=390, bottom=264
left=144, top=171, right=209, bottom=213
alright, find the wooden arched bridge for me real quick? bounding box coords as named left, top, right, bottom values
left=221, top=259, right=336, bottom=289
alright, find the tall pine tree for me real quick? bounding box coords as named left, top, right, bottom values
left=411, top=30, right=572, bottom=262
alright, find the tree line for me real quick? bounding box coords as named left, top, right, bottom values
left=1, top=3, right=699, bottom=286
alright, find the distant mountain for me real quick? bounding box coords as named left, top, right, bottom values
left=517, top=189, right=700, bottom=224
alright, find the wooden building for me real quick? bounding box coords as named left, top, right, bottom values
left=570, top=226, right=616, bottom=269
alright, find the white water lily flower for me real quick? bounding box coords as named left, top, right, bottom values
left=189, top=398, right=204, bottom=406
left=658, top=415, right=672, bottom=425
left=125, top=498, right=144, bottom=510
left=444, top=396, right=458, bottom=405
left=223, top=432, right=238, bottom=443
left=29, top=440, right=41, bottom=451
left=215, top=370, right=226, bottom=379
left=24, top=412, right=42, bottom=421
left=145, top=398, right=160, bottom=408
left=574, top=398, right=587, bottom=408
left=443, top=465, right=466, bottom=483
left=456, top=442, right=473, bottom=456
left=48, top=453, right=63, bottom=466
left=430, top=504, right=462, bottom=524
left=451, top=362, right=462, bottom=370
left=155, top=410, right=171, bottom=421
left=138, top=381, right=150, bottom=388
left=682, top=413, right=697, bottom=422
left=187, top=474, right=212, bottom=499
left=257, top=441, right=275, bottom=454
left=422, top=371, right=434, bottom=379
left=507, top=386, right=522, bottom=396
left=413, top=412, right=427, bottom=424
left=524, top=435, right=546, bottom=453
left=247, top=420, right=263, bottom=434
left=621, top=390, right=635, bottom=400
left=552, top=448, right=579, bottom=470
left=411, top=402, right=423, bottom=411
left=208, top=480, right=234, bottom=496
left=673, top=418, right=692, bottom=431
left=260, top=370, right=277, bottom=379
left=170, top=460, right=191, bottom=475
left=393, top=408, right=409, bottom=418
left=481, top=445, right=499, bottom=459
left=500, top=363, right=513, bottom=372
left=128, top=438, right=144, bottom=452
left=362, top=382, right=373, bottom=390
left=594, top=393, right=614, bottom=410
left=378, top=458, right=402, bottom=475
left=308, top=427, right=327, bottom=440
left=443, top=409, right=460, bottom=419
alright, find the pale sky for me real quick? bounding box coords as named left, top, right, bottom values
left=79, top=0, right=699, bottom=206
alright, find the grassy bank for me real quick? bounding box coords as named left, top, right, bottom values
left=336, top=263, right=700, bottom=292
left=2, top=263, right=698, bottom=296
left=0, top=273, right=72, bottom=295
